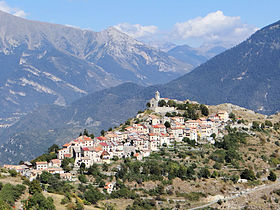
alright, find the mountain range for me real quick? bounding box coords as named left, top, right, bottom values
left=1, top=13, right=280, bottom=164
left=0, top=10, right=197, bottom=125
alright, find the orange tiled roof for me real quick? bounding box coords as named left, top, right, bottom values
left=36, top=161, right=47, bottom=165
left=94, top=146, right=103, bottom=152
left=51, top=159, right=61, bottom=164
left=64, top=154, right=71, bottom=158
left=152, top=124, right=165, bottom=128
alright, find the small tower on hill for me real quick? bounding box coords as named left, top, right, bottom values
left=155, top=91, right=160, bottom=101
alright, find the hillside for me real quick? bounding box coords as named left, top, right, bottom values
left=1, top=19, right=280, bottom=164
left=0, top=83, right=149, bottom=163
left=1, top=99, right=280, bottom=209
left=161, top=20, right=280, bottom=115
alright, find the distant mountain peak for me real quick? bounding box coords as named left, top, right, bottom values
left=0, top=10, right=195, bottom=122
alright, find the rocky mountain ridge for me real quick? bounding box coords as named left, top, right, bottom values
left=0, top=10, right=193, bottom=123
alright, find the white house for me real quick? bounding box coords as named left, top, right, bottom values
left=36, top=162, right=48, bottom=170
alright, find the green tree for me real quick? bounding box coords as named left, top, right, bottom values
left=84, top=186, right=104, bottom=204
left=102, top=163, right=109, bottom=172
left=225, top=148, right=241, bottom=163
left=0, top=199, right=10, bottom=209
left=23, top=193, right=55, bottom=210
left=200, top=104, right=209, bottom=116
left=48, top=144, right=60, bottom=153
left=274, top=122, right=280, bottom=130
left=80, top=163, right=86, bottom=174
left=229, top=112, right=235, bottom=119
left=89, top=133, right=95, bottom=139
left=83, top=129, right=89, bottom=136
left=78, top=174, right=88, bottom=183
left=158, top=100, right=167, bottom=107
left=164, top=121, right=171, bottom=128
left=39, top=171, right=53, bottom=184
left=99, top=180, right=105, bottom=188
left=19, top=160, right=24, bottom=165
left=165, top=112, right=172, bottom=117
left=198, top=167, right=211, bottom=179
left=251, top=121, right=260, bottom=130
left=0, top=184, right=26, bottom=206
left=213, top=162, right=222, bottom=170
left=61, top=158, right=74, bottom=172
left=8, top=169, right=17, bottom=177
left=182, top=137, right=195, bottom=146
left=210, top=133, right=216, bottom=139
left=265, top=120, right=273, bottom=127
left=268, top=171, right=277, bottom=182
left=100, top=130, right=105, bottom=136
left=167, top=100, right=176, bottom=107
left=240, top=169, right=256, bottom=181
left=211, top=171, right=219, bottom=178
left=29, top=180, right=42, bottom=195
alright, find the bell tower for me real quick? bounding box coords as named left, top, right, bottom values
left=155, top=91, right=160, bottom=101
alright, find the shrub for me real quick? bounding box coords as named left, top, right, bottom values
left=84, top=186, right=104, bottom=204
left=8, top=169, right=17, bottom=177
left=273, top=189, right=280, bottom=196
left=0, top=183, right=26, bottom=206
left=268, top=171, right=277, bottom=182
left=23, top=193, right=55, bottom=209
left=198, top=167, right=210, bottom=179
left=240, top=169, right=256, bottom=181
left=78, top=174, right=88, bottom=183
left=29, top=180, right=42, bottom=195
left=265, top=120, right=273, bottom=127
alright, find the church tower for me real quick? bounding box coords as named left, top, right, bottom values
left=155, top=91, right=160, bottom=101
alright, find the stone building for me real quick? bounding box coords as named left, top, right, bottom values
left=149, top=91, right=175, bottom=113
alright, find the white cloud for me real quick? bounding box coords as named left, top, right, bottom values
left=115, top=11, right=258, bottom=48
left=173, top=10, right=258, bottom=47
left=0, top=1, right=27, bottom=18
left=114, top=23, right=158, bottom=39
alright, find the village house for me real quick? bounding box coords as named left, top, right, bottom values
left=104, top=182, right=115, bottom=194
left=217, top=111, right=229, bottom=122
left=49, top=159, right=61, bottom=168
left=159, top=133, right=171, bottom=146
left=149, top=115, right=161, bottom=126
left=3, top=164, right=28, bottom=174
left=60, top=173, right=77, bottom=182
left=171, top=116, right=185, bottom=124
left=184, top=128, right=198, bottom=141
left=36, top=161, right=48, bottom=170
left=47, top=167, right=64, bottom=175
left=169, top=127, right=184, bottom=141
left=151, top=124, right=166, bottom=133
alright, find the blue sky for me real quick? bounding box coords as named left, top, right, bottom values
left=1, top=0, right=280, bottom=47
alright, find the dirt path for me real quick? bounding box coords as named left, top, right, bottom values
left=189, top=180, right=280, bottom=210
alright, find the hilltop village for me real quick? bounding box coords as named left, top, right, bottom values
left=4, top=92, right=230, bottom=182
left=2, top=91, right=280, bottom=209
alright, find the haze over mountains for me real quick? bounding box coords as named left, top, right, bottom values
left=0, top=10, right=197, bottom=124
left=1, top=11, right=280, bottom=164
left=164, top=20, right=280, bottom=114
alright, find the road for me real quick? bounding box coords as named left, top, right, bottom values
left=189, top=180, right=280, bottom=210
